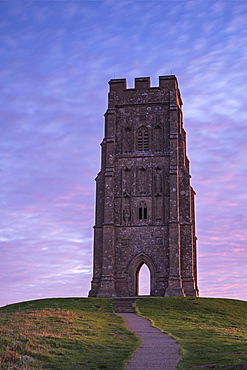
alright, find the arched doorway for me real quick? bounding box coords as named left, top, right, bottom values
left=137, top=263, right=150, bottom=295
left=127, top=253, right=156, bottom=296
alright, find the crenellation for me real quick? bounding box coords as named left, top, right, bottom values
left=134, top=77, right=150, bottom=90
left=109, top=78, right=126, bottom=92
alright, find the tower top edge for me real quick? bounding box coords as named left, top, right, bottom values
left=109, top=75, right=178, bottom=92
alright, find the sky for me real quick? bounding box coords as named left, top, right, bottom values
left=0, top=0, right=246, bottom=307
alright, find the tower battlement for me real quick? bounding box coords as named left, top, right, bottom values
left=109, top=75, right=178, bottom=92
left=108, top=75, right=182, bottom=108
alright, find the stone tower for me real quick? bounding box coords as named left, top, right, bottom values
left=88, top=75, right=199, bottom=298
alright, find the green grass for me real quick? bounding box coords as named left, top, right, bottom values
left=0, top=298, right=139, bottom=369
left=1, top=297, right=246, bottom=369
left=135, top=297, right=247, bottom=369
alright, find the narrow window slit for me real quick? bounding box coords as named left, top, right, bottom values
left=139, top=203, right=147, bottom=220
left=139, top=208, right=142, bottom=220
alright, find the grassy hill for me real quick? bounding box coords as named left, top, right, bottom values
left=0, top=297, right=246, bottom=369
left=0, top=298, right=139, bottom=369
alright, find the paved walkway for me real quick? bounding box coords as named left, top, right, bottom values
left=117, top=313, right=180, bottom=370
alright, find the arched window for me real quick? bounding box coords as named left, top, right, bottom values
left=137, top=126, right=149, bottom=152
left=139, top=202, right=147, bottom=220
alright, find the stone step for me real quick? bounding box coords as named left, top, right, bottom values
left=112, top=298, right=136, bottom=313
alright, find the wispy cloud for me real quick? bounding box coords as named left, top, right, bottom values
left=0, top=0, right=246, bottom=306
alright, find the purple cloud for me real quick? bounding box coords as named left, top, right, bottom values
left=0, top=0, right=246, bottom=306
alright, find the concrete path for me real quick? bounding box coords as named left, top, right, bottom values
left=117, top=313, right=180, bottom=370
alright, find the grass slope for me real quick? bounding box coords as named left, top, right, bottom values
left=1, top=297, right=246, bottom=369
left=136, top=297, right=247, bottom=369
left=0, top=298, right=139, bottom=369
